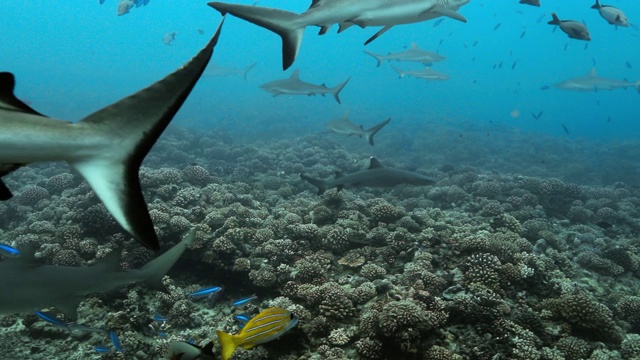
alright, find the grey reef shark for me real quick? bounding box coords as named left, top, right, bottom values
left=0, top=229, right=194, bottom=320
left=300, top=157, right=436, bottom=195
left=205, top=61, right=258, bottom=80
left=547, top=12, right=591, bottom=41
left=259, top=69, right=350, bottom=104
left=391, top=65, right=449, bottom=81
left=552, top=68, right=640, bottom=93
left=325, top=112, right=391, bottom=145
left=208, top=0, right=470, bottom=70
left=0, top=20, right=225, bottom=250
left=364, top=42, right=446, bottom=67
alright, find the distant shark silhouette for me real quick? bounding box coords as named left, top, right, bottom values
left=324, top=112, right=391, bottom=145
left=0, top=229, right=194, bottom=320
left=259, top=69, right=350, bottom=104
left=300, top=157, right=436, bottom=195
left=364, top=43, right=446, bottom=67
left=552, top=68, right=640, bottom=92
left=0, top=20, right=225, bottom=250
left=208, top=0, right=470, bottom=70
left=205, top=62, right=257, bottom=80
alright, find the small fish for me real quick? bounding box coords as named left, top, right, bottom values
left=607, top=116, right=611, bottom=123
left=626, top=61, right=632, bottom=69
left=561, top=123, right=570, bottom=135
left=493, top=23, right=502, bottom=31
left=530, top=111, right=544, bottom=120
left=197, top=28, right=205, bottom=35
left=110, top=330, right=124, bottom=353
left=0, top=243, right=20, bottom=257
left=511, top=61, right=517, bottom=70
left=234, top=314, right=251, bottom=324
left=596, top=221, right=613, bottom=229
left=217, top=307, right=298, bottom=360
left=592, top=58, right=597, bottom=66
left=94, top=346, right=112, bottom=353
left=520, top=30, right=526, bottom=38
left=536, top=13, right=546, bottom=23
left=433, top=18, right=444, bottom=27
left=153, top=313, right=168, bottom=322
left=232, top=294, right=257, bottom=307
left=189, top=286, right=223, bottom=298
left=35, top=311, right=104, bottom=333
left=539, top=85, right=550, bottom=90
left=117, top=0, right=134, bottom=16
left=163, top=32, right=177, bottom=46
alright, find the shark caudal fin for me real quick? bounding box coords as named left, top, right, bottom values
left=363, top=50, right=384, bottom=67
left=365, top=118, right=391, bottom=146
left=140, top=228, right=195, bottom=289
left=70, top=20, right=224, bottom=250
left=390, top=65, right=406, bottom=78
left=242, top=62, right=258, bottom=80
left=208, top=2, right=304, bottom=70
left=300, top=174, right=327, bottom=195
left=331, top=77, right=351, bottom=104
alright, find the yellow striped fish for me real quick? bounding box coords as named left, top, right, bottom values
left=216, top=307, right=298, bottom=360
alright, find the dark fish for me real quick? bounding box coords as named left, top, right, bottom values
left=548, top=13, right=591, bottom=41
left=540, top=85, right=550, bottom=90
left=197, top=28, right=205, bottom=35
left=592, top=58, right=597, bottom=66
left=531, top=111, right=544, bottom=120
left=607, top=116, right=611, bottom=123
left=536, top=14, right=546, bottom=23
left=520, top=0, right=541, bottom=6
left=584, top=42, right=589, bottom=50
left=511, top=61, right=517, bottom=70
left=472, top=40, right=478, bottom=47
left=520, top=30, right=526, bottom=38
left=561, top=123, right=570, bottom=135
left=563, top=42, right=569, bottom=51
left=596, top=221, right=613, bottom=229
left=433, top=18, right=444, bottom=27
left=498, top=61, right=503, bottom=69
left=626, top=61, right=632, bottom=69
left=494, top=23, right=502, bottom=31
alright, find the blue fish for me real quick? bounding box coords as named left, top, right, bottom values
left=189, top=286, right=223, bottom=298
left=94, top=346, right=112, bottom=353
left=35, top=311, right=67, bottom=327
left=0, top=243, right=20, bottom=257
left=153, top=313, right=168, bottom=322
left=158, top=332, right=168, bottom=338
left=233, top=314, right=251, bottom=324
left=232, top=294, right=257, bottom=307
left=109, top=330, right=124, bottom=353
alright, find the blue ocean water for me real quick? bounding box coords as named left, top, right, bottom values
left=2, top=0, right=639, bottom=142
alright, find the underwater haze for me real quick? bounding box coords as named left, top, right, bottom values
left=3, top=1, right=640, bottom=359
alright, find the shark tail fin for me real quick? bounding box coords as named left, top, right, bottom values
left=242, top=62, right=257, bottom=80
left=363, top=50, right=383, bottom=67
left=365, top=118, right=391, bottom=146
left=548, top=13, right=561, bottom=25
left=300, top=174, right=327, bottom=195
left=140, top=228, right=196, bottom=289
left=70, top=20, right=223, bottom=250
left=330, top=77, right=350, bottom=104
left=390, top=65, right=406, bottom=78
left=208, top=2, right=303, bottom=70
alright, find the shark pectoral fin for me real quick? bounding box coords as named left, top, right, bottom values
left=318, top=25, right=330, bottom=35
left=350, top=18, right=371, bottom=29
left=208, top=3, right=303, bottom=70
left=0, top=180, right=12, bottom=200
left=338, top=22, right=355, bottom=33
left=141, top=228, right=195, bottom=289
left=70, top=20, right=223, bottom=251
left=431, top=7, right=467, bottom=23
left=56, top=297, right=84, bottom=321
left=364, top=25, right=393, bottom=45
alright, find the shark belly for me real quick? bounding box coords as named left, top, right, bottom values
left=355, top=1, right=437, bottom=26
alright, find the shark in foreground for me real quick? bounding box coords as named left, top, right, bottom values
left=300, top=157, right=436, bottom=195
left=208, top=0, right=470, bottom=70
left=364, top=43, right=446, bottom=67
left=259, top=69, right=350, bottom=104
left=0, top=229, right=195, bottom=320
left=325, top=112, right=391, bottom=145
left=0, top=20, right=225, bottom=250
left=552, top=68, right=640, bottom=93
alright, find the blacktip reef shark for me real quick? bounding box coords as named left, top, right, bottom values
left=364, top=42, right=446, bottom=68
left=300, top=157, right=436, bottom=195
left=591, top=0, right=629, bottom=27
left=208, top=0, right=470, bottom=70
left=259, top=69, right=350, bottom=104
left=325, top=112, right=391, bottom=146
left=0, top=229, right=194, bottom=320
left=0, top=20, right=225, bottom=250
left=552, top=68, right=640, bottom=93
left=205, top=62, right=258, bottom=80
left=391, top=65, right=449, bottom=81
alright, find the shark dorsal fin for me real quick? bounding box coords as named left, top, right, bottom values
left=334, top=171, right=343, bottom=179
left=368, top=157, right=384, bottom=169
left=0, top=72, right=45, bottom=117
left=342, top=110, right=349, bottom=120
left=411, top=42, right=418, bottom=49
left=290, top=69, right=300, bottom=79
left=589, top=68, right=597, bottom=77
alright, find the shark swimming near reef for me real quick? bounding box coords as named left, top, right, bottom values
left=391, top=65, right=449, bottom=80
left=0, top=20, right=225, bottom=250
left=0, top=229, right=195, bottom=320
left=324, top=112, right=391, bottom=145
left=259, top=69, right=350, bottom=104
left=552, top=68, right=640, bottom=93
left=205, top=62, right=257, bottom=80
left=300, top=157, right=436, bottom=195
left=208, top=0, right=470, bottom=70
